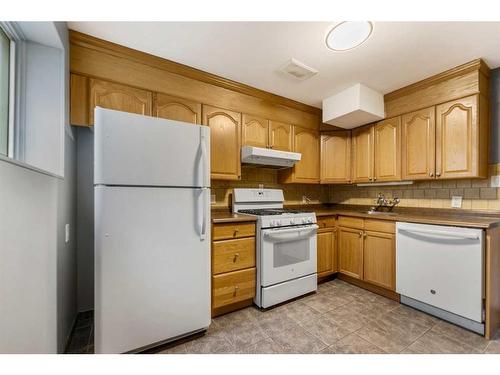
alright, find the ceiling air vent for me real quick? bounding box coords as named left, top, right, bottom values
left=279, top=58, right=318, bottom=81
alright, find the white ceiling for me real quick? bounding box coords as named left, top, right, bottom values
left=68, top=22, right=500, bottom=108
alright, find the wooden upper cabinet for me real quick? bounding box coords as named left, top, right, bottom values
left=269, top=121, right=293, bottom=151
left=401, top=106, right=436, bottom=180
left=203, top=105, right=242, bottom=180
left=351, top=126, right=374, bottom=183
left=436, top=95, right=480, bottom=179
left=153, top=93, right=201, bottom=124
left=363, top=231, right=395, bottom=291
left=320, top=131, right=351, bottom=184
left=89, top=79, right=152, bottom=124
left=374, top=117, right=401, bottom=182
left=291, top=127, right=320, bottom=183
left=338, top=226, right=363, bottom=279
left=242, top=114, right=269, bottom=148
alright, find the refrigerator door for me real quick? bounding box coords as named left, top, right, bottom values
left=94, top=185, right=211, bottom=354
left=94, top=107, right=210, bottom=188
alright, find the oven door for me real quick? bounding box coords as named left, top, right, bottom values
left=260, top=224, right=318, bottom=287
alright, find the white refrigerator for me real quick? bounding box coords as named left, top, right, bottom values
left=94, top=107, right=211, bottom=354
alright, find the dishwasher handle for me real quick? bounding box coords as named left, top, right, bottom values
left=398, top=227, right=480, bottom=240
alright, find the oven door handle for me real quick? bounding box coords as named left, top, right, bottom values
left=263, top=225, right=318, bottom=241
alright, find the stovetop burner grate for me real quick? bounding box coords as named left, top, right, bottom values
left=238, top=208, right=313, bottom=216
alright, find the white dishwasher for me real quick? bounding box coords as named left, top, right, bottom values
left=396, top=222, right=484, bottom=334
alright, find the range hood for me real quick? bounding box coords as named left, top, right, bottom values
left=241, top=145, right=301, bottom=169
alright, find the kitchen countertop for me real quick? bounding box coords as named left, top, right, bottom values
left=212, top=204, right=500, bottom=229
left=211, top=210, right=258, bottom=224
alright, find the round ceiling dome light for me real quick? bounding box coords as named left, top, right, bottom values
left=325, top=21, right=373, bottom=51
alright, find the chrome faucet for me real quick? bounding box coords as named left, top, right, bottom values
left=370, top=193, right=400, bottom=212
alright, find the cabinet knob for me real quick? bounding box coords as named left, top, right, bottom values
left=429, top=172, right=434, bottom=177
left=373, top=177, right=377, bottom=181
left=359, top=232, right=363, bottom=238
left=363, top=232, right=367, bottom=238
left=233, top=229, right=239, bottom=237
left=436, top=172, right=441, bottom=177
left=233, top=285, right=239, bottom=296
left=233, top=253, right=240, bottom=262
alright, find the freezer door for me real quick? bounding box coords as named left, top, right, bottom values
left=94, top=107, right=210, bottom=187
left=94, top=186, right=211, bottom=354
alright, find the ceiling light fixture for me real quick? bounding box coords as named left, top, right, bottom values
left=325, top=21, right=373, bottom=51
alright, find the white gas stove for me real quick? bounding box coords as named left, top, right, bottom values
left=233, top=189, right=318, bottom=308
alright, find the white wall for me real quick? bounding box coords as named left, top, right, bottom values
left=0, top=160, right=58, bottom=353
left=0, top=22, right=77, bottom=354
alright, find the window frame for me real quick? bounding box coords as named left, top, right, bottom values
left=0, top=23, right=15, bottom=158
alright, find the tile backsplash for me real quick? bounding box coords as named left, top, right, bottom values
left=329, top=163, right=500, bottom=211
left=211, top=166, right=329, bottom=209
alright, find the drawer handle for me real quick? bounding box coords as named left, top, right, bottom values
left=233, top=285, right=239, bottom=296
left=233, top=253, right=240, bottom=262
left=233, top=229, right=239, bottom=237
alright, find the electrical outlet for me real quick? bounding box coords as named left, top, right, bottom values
left=65, top=224, right=70, bottom=243
left=451, top=196, right=462, bottom=209
left=491, top=175, right=500, bottom=188
left=210, top=194, right=216, bottom=205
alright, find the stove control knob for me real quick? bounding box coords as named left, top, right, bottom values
left=289, top=220, right=295, bottom=225
left=307, top=218, right=313, bottom=223
left=302, top=218, right=307, bottom=224
left=275, top=220, right=281, bottom=226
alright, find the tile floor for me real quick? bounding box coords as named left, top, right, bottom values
left=66, top=279, right=500, bottom=354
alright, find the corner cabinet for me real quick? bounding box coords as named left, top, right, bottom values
left=280, top=127, right=320, bottom=184
left=89, top=79, right=153, bottom=124
left=153, top=93, right=201, bottom=124
left=320, top=131, right=351, bottom=184
left=203, top=105, right=242, bottom=180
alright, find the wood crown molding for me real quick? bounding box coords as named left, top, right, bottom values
left=384, top=58, right=491, bottom=102
left=69, top=30, right=321, bottom=116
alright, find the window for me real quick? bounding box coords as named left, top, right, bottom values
left=0, top=26, right=11, bottom=156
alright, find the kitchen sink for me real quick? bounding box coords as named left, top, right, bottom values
left=365, top=210, right=399, bottom=216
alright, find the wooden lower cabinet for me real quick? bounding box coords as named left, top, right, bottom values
left=317, top=217, right=338, bottom=277
left=338, top=217, right=396, bottom=292
left=211, top=221, right=256, bottom=317
left=338, top=226, right=364, bottom=279
left=212, top=268, right=256, bottom=310
left=363, top=230, right=395, bottom=291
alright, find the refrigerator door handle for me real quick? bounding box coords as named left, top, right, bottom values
left=200, top=127, right=208, bottom=187
left=200, top=188, right=208, bottom=241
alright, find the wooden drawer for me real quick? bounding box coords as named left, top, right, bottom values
left=212, top=268, right=256, bottom=309
left=364, top=219, right=395, bottom=233
left=317, top=216, right=336, bottom=229
left=338, top=216, right=364, bottom=229
left=212, top=222, right=256, bottom=241
left=212, top=237, right=255, bottom=275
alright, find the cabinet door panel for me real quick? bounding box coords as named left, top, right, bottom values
left=351, top=126, right=374, bottom=183
left=89, top=79, right=152, bottom=124
left=338, top=227, right=363, bottom=279
left=401, top=106, right=435, bottom=180
left=242, top=114, right=269, bottom=148
left=269, top=121, right=293, bottom=151
left=436, top=95, right=478, bottom=179
left=320, top=131, right=351, bottom=184
left=374, top=117, right=401, bottom=181
left=293, top=127, right=320, bottom=183
left=363, top=231, right=395, bottom=290
left=154, top=93, right=201, bottom=124
left=317, top=229, right=337, bottom=277
left=203, top=105, right=241, bottom=180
